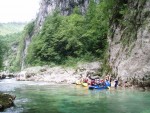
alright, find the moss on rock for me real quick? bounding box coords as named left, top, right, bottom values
left=0, top=93, right=16, bottom=111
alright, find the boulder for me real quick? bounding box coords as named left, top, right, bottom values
left=0, top=93, right=16, bottom=112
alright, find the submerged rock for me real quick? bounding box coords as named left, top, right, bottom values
left=0, top=93, right=16, bottom=111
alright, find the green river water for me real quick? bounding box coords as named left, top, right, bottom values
left=0, top=79, right=150, bottom=113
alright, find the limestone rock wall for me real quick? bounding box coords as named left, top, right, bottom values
left=35, top=0, right=90, bottom=30
left=109, top=0, right=150, bottom=87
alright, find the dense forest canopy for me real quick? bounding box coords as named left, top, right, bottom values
left=26, top=0, right=117, bottom=67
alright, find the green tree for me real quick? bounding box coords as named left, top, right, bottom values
left=81, top=0, right=111, bottom=58
left=26, top=0, right=117, bottom=67
left=54, top=12, right=85, bottom=59
left=0, top=40, right=7, bottom=69
left=27, top=12, right=63, bottom=65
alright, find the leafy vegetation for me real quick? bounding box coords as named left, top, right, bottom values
left=8, top=22, right=35, bottom=72
left=0, top=32, right=23, bottom=46
left=0, top=23, right=26, bottom=47
left=24, top=21, right=35, bottom=36
left=0, top=40, right=7, bottom=69
left=0, top=23, right=26, bottom=71
left=26, top=0, right=116, bottom=67
left=109, top=0, right=147, bottom=47
left=4, top=33, right=24, bottom=72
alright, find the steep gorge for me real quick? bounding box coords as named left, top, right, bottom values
left=18, top=0, right=150, bottom=87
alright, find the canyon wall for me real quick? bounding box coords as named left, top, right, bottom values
left=109, top=0, right=150, bottom=87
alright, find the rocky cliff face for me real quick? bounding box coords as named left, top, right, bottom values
left=35, top=0, right=90, bottom=30
left=109, top=0, right=150, bottom=88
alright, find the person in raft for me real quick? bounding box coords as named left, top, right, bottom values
left=105, top=78, right=111, bottom=87
left=114, top=79, right=118, bottom=88
left=84, top=77, right=89, bottom=83
left=91, top=79, right=96, bottom=86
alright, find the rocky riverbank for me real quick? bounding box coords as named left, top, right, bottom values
left=0, top=93, right=16, bottom=112
left=1, top=61, right=149, bottom=89
left=0, top=72, right=15, bottom=79
left=16, top=62, right=101, bottom=84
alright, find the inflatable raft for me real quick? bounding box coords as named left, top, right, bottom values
left=82, top=83, right=88, bottom=87
left=89, top=81, right=111, bottom=90
left=89, top=85, right=109, bottom=90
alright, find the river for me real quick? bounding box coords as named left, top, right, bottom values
left=0, top=79, right=150, bottom=113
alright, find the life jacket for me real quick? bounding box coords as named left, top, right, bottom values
left=105, top=80, right=111, bottom=87
left=91, top=80, right=95, bottom=85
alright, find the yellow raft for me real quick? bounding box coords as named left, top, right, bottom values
left=76, top=80, right=81, bottom=85
left=76, top=80, right=88, bottom=87
left=82, top=83, right=88, bottom=87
